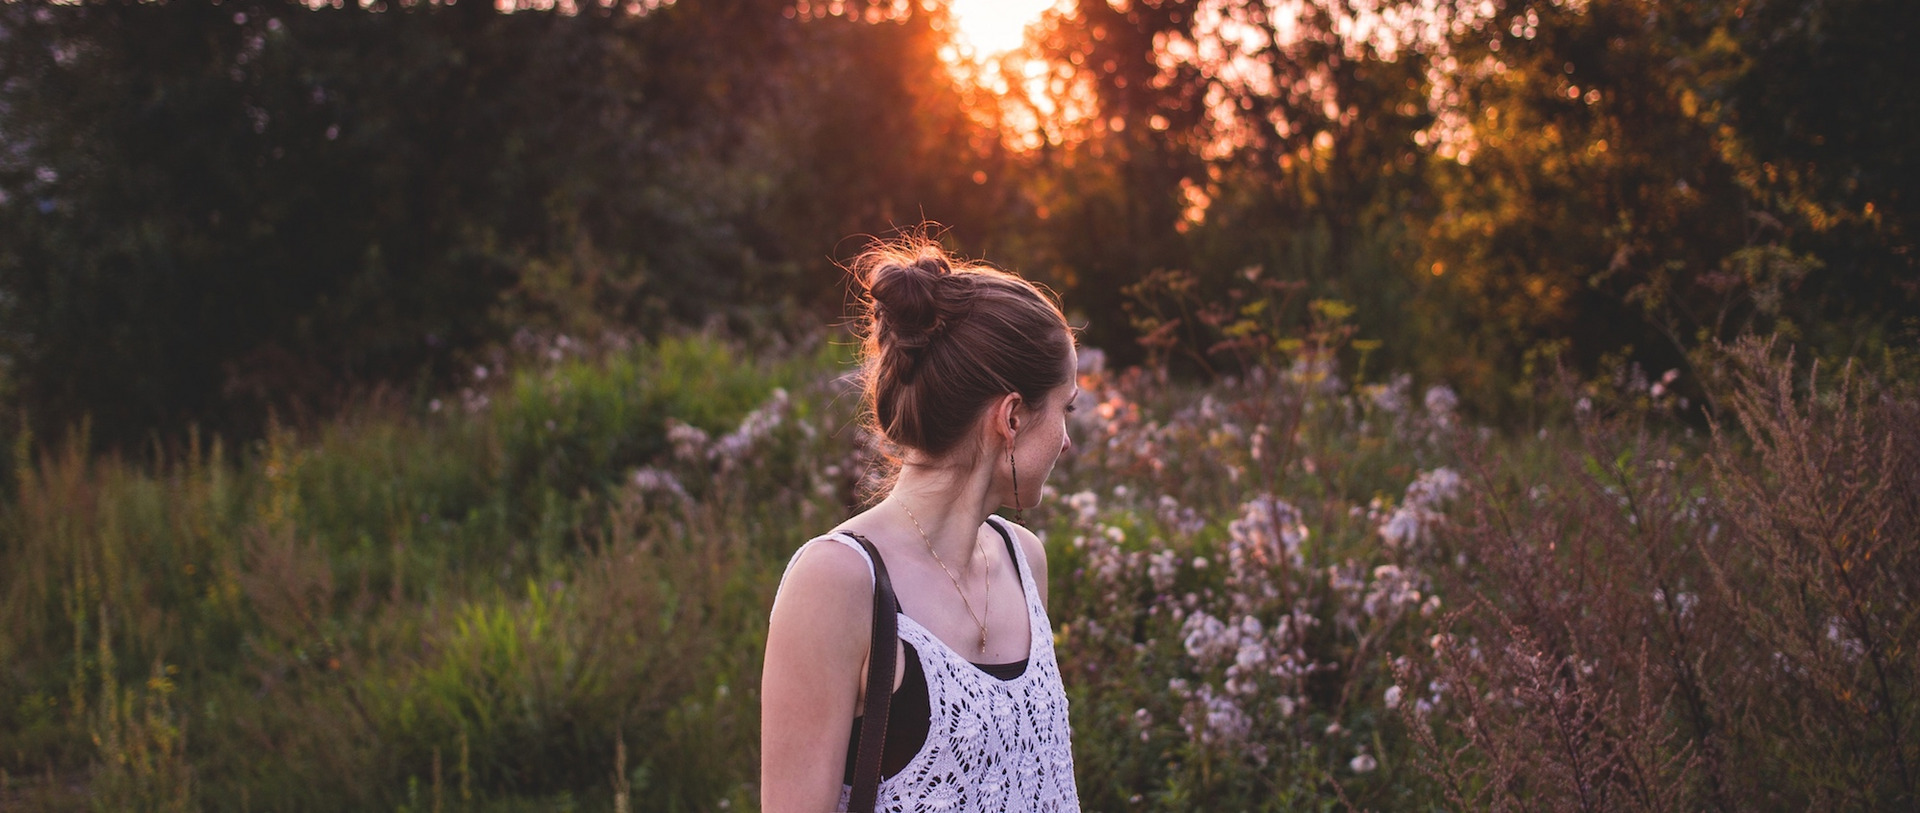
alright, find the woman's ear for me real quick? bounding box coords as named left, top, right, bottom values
left=992, top=392, right=1023, bottom=444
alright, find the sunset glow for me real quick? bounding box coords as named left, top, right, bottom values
left=948, top=0, right=1058, bottom=57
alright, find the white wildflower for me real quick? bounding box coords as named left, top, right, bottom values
left=1228, top=495, right=1309, bottom=573
left=1368, top=374, right=1412, bottom=414
left=1364, top=565, right=1425, bottom=618
left=1378, top=467, right=1461, bottom=548
left=629, top=467, right=690, bottom=502
left=1423, top=384, right=1458, bottom=420
left=1182, top=612, right=1234, bottom=665
left=710, top=388, right=789, bottom=465
left=1411, top=467, right=1462, bottom=503
left=667, top=420, right=711, bottom=462
left=1379, top=507, right=1422, bottom=548
left=1156, top=495, right=1206, bottom=536
left=1234, top=641, right=1268, bottom=670
left=1067, top=490, right=1099, bottom=524
left=1148, top=550, right=1180, bottom=591
left=1180, top=683, right=1252, bottom=746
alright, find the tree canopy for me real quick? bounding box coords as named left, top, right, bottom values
left=2, top=0, right=1914, bottom=449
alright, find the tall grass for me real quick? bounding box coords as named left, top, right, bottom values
left=1, top=335, right=839, bottom=810
left=2, top=331, right=1913, bottom=809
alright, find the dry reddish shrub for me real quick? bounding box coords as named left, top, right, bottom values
left=1700, top=338, right=1920, bottom=805
left=1400, top=421, right=1717, bottom=811
left=1400, top=337, right=1919, bottom=809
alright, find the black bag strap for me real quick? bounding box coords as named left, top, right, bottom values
left=843, top=532, right=897, bottom=813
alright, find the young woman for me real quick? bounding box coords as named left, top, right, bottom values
left=761, top=238, right=1081, bottom=811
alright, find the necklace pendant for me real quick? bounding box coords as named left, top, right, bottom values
left=978, top=632, right=988, bottom=655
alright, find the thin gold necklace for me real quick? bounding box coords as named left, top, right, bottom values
left=903, top=504, right=990, bottom=656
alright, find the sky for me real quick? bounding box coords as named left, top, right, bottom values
left=948, top=0, right=1058, bottom=56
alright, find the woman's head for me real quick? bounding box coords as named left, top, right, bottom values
left=853, top=236, right=1074, bottom=465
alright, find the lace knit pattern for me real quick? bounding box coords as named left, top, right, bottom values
left=785, top=518, right=1080, bottom=812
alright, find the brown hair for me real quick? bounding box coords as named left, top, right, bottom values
left=853, top=236, right=1073, bottom=461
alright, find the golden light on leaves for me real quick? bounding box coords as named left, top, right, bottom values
left=947, top=0, right=1058, bottom=58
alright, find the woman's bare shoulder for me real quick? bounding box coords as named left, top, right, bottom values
left=772, top=535, right=874, bottom=620
left=762, top=536, right=873, bottom=811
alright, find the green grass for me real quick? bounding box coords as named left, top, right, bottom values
left=0, top=335, right=827, bottom=811
left=2, top=333, right=1914, bottom=810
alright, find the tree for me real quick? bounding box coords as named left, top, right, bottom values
left=1420, top=0, right=1919, bottom=396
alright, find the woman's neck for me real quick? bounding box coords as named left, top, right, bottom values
left=884, top=461, right=1000, bottom=567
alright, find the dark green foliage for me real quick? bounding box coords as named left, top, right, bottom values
left=0, top=0, right=1003, bottom=452
left=1416, top=0, right=1920, bottom=406
left=4, top=1, right=535, bottom=443
left=4, top=0, right=1918, bottom=448
left=1722, top=0, right=1920, bottom=358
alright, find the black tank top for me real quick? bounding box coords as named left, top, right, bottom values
left=841, top=520, right=1031, bottom=784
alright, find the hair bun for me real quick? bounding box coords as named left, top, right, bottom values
left=849, top=234, right=1073, bottom=460
left=867, top=253, right=957, bottom=352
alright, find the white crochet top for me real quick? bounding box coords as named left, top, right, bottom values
left=780, top=517, right=1080, bottom=812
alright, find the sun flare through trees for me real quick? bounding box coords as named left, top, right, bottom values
left=1, top=0, right=1917, bottom=807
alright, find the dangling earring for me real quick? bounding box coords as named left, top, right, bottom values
left=1010, top=448, right=1023, bottom=524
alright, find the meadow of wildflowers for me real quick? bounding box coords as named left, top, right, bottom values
left=1, top=332, right=1914, bottom=810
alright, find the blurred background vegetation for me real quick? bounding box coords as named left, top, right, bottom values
left=2, top=0, right=1917, bottom=809
left=2, top=0, right=1914, bottom=456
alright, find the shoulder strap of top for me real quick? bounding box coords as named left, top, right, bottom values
left=842, top=532, right=897, bottom=813
left=984, top=515, right=1025, bottom=584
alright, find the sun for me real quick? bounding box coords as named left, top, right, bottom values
left=947, top=0, right=1059, bottom=58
